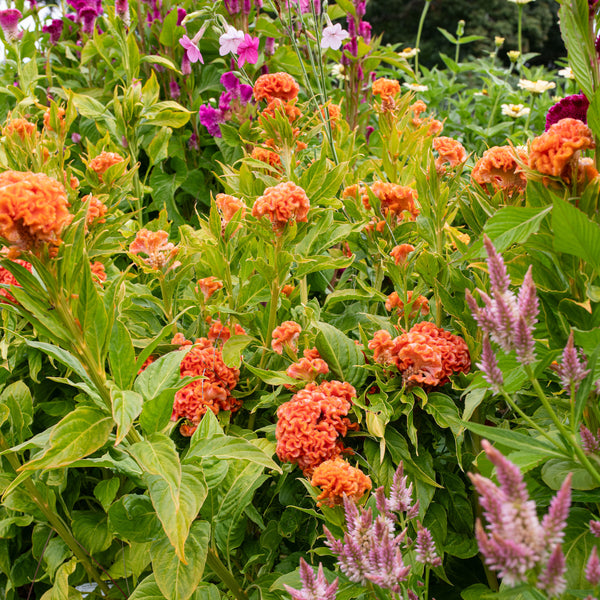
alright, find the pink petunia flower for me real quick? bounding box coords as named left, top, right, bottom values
left=236, top=33, right=259, bottom=67
left=321, top=23, right=349, bottom=51
left=219, top=25, right=244, bottom=56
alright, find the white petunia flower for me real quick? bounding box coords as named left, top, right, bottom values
left=558, top=67, right=575, bottom=79
left=219, top=25, right=245, bottom=56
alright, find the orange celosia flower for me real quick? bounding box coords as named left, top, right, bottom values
left=311, top=458, right=372, bottom=507
left=172, top=332, right=193, bottom=347
left=0, top=258, right=32, bottom=302
left=472, top=145, right=528, bottom=196
left=364, top=217, right=386, bottom=234
left=410, top=100, right=427, bottom=120
left=43, top=107, right=65, bottom=132
left=207, top=319, right=246, bottom=344
left=372, top=78, right=401, bottom=99
left=368, top=322, right=470, bottom=388
left=320, top=103, right=341, bottom=126
left=196, top=276, right=223, bottom=301
left=281, top=284, right=294, bottom=297
left=577, top=157, right=599, bottom=186
left=2, top=118, right=36, bottom=140
left=129, top=228, right=179, bottom=270
left=88, top=152, right=125, bottom=181
left=0, top=170, right=72, bottom=256
left=528, top=118, right=595, bottom=184
left=385, top=291, right=430, bottom=319
left=137, top=355, right=155, bottom=374
left=276, top=380, right=358, bottom=474
left=252, top=182, right=310, bottom=231
left=409, top=100, right=443, bottom=135
left=259, top=98, right=302, bottom=127
left=82, top=194, right=107, bottom=227
left=251, top=146, right=282, bottom=167
left=370, top=181, right=419, bottom=222
left=286, top=348, right=329, bottom=382
left=90, top=261, right=106, bottom=284
left=254, top=72, right=300, bottom=103
left=172, top=337, right=241, bottom=435
left=390, top=243, right=415, bottom=266
left=433, top=136, right=467, bottom=174
left=216, top=193, right=246, bottom=224
left=272, top=320, right=302, bottom=354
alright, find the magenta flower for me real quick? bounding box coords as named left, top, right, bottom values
left=0, top=8, right=22, bottom=41
left=545, top=93, right=589, bottom=131
left=219, top=25, right=244, bottom=56
left=321, top=23, right=350, bottom=51
left=236, top=33, right=259, bottom=67
left=42, top=18, right=63, bottom=44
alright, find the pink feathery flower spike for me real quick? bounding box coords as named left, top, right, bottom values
left=483, top=234, right=510, bottom=295
left=284, top=558, right=338, bottom=600
left=586, top=546, right=600, bottom=586
left=477, top=335, right=504, bottom=393
left=580, top=425, right=600, bottom=455
left=415, top=524, right=442, bottom=567
left=554, top=331, right=591, bottom=394
left=590, top=520, right=600, bottom=537
left=537, top=544, right=567, bottom=597
left=541, top=473, right=572, bottom=546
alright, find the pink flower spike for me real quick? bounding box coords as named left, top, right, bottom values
left=590, top=520, right=600, bottom=537
left=321, top=23, right=349, bottom=51
left=237, top=33, right=259, bottom=67
left=219, top=25, right=244, bottom=56
left=587, top=546, right=600, bottom=586
left=284, top=558, right=338, bottom=600
left=0, top=8, right=22, bottom=42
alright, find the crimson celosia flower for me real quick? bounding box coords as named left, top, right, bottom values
left=545, top=93, right=589, bottom=131
left=252, top=182, right=310, bottom=231
left=311, top=458, right=372, bottom=507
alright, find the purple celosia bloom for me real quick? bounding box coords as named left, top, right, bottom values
left=115, top=0, right=128, bottom=21
left=219, top=25, right=244, bottom=56
left=169, top=80, right=180, bottom=100
left=477, top=335, right=504, bottom=393
left=284, top=558, right=338, bottom=600
left=42, top=18, right=63, bottom=44
left=264, top=36, right=275, bottom=56
left=537, top=544, right=567, bottom=597
left=199, top=105, right=225, bottom=137
left=237, top=33, right=259, bottom=67
left=67, top=0, right=102, bottom=35
left=321, top=23, right=350, bottom=51
left=581, top=425, right=600, bottom=455
left=415, top=524, right=442, bottom=567
left=0, top=8, right=22, bottom=41
left=541, top=473, right=572, bottom=547
left=359, top=21, right=371, bottom=42
left=545, top=93, right=589, bottom=131
left=586, top=546, right=600, bottom=586
left=224, top=0, right=240, bottom=14
left=554, top=331, right=591, bottom=394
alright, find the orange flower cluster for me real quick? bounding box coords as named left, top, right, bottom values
left=353, top=181, right=419, bottom=225
left=372, top=78, right=401, bottom=99
left=276, top=380, right=358, bottom=474
left=528, top=118, right=595, bottom=184
left=286, top=348, right=329, bottom=382
left=172, top=337, right=241, bottom=435
left=251, top=146, right=282, bottom=167
left=0, top=170, right=72, bottom=256
left=310, top=458, right=372, bottom=507
left=88, top=152, right=124, bottom=181
left=129, top=228, right=179, bottom=270
left=320, top=103, right=341, bottom=126
left=410, top=100, right=443, bottom=135
left=216, top=193, right=246, bottom=224
left=272, top=320, right=302, bottom=354
left=90, top=261, right=106, bottom=284
left=2, top=118, right=36, bottom=140
left=390, top=243, right=415, bottom=266
left=43, top=107, right=66, bottom=132
left=254, top=73, right=300, bottom=103
left=281, top=284, right=294, bottom=297
left=196, top=276, right=223, bottom=301
left=385, top=291, right=430, bottom=319
left=207, top=318, right=246, bottom=344
left=82, top=194, right=107, bottom=228
left=259, top=98, right=302, bottom=127
left=472, top=145, right=528, bottom=196
left=252, top=182, right=310, bottom=231
left=368, top=321, right=470, bottom=388
left=0, top=258, right=32, bottom=302
left=433, top=136, right=467, bottom=174
left=172, top=332, right=193, bottom=347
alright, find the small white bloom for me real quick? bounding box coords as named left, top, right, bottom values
left=507, top=0, right=535, bottom=4
left=321, top=23, right=350, bottom=51
left=558, top=66, right=575, bottom=79
left=398, top=47, right=419, bottom=59
left=330, top=63, right=346, bottom=80
left=518, top=79, right=556, bottom=94
left=403, top=82, right=428, bottom=92
left=501, top=103, right=530, bottom=118
left=219, top=25, right=245, bottom=56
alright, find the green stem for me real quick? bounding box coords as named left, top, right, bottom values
left=517, top=4, right=523, bottom=68
left=206, top=549, right=248, bottom=600
left=414, top=0, right=432, bottom=80
left=261, top=236, right=282, bottom=367
left=524, top=94, right=535, bottom=133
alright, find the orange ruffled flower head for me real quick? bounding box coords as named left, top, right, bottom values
left=216, top=193, right=246, bottom=224
left=0, top=170, right=72, bottom=256
left=3, top=118, right=36, bottom=140
left=0, top=258, right=32, bottom=302
left=286, top=348, right=329, bottom=382
left=82, top=194, right=107, bottom=228
left=172, top=337, right=241, bottom=435
left=252, top=181, right=310, bottom=231
left=207, top=318, right=246, bottom=344
left=391, top=243, right=415, bottom=266
left=196, top=276, right=223, bottom=301
left=311, top=458, right=372, bottom=507
left=272, top=320, right=302, bottom=354
left=433, top=136, right=467, bottom=174
left=254, top=72, right=300, bottom=103
left=385, top=290, right=430, bottom=319
left=90, top=261, right=106, bottom=284
left=88, top=152, right=125, bottom=181
left=276, top=380, right=358, bottom=474
left=259, top=98, right=302, bottom=127
left=528, top=117, right=595, bottom=184
left=472, top=145, right=528, bottom=196
left=372, top=78, right=401, bottom=99
left=365, top=182, right=419, bottom=222
left=251, top=146, right=282, bottom=168
left=368, top=322, right=470, bottom=388
left=43, top=107, right=66, bottom=132
left=320, top=103, right=341, bottom=126
left=129, top=228, right=179, bottom=270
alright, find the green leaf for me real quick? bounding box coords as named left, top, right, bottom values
left=243, top=362, right=298, bottom=386
left=135, top=350, right=186, bottom=401
left=552, top=196, right=600, bottom=270
left=221, top=335, right=254, bottom=368
left=158, top=7, right=179, bottom=47
left=151, top=521, right=210, bottom=600
left=72, top=511, right=113, bottom=553
left=140, top=55, right=182, bottom=74
left=108, top=494, right=162, bottom=543
left=26, top=341, right=95, bottom=389
left=129, top=574, right=167, bottom=600
left=0, top=382, right=33, bottom=444
left=587, top=86, right=600, bottom=138
left=541, top=458, right=599, bottom=490
left=483, top=206, right=551, bottom=253
left=21, top=407, right=113, bottom=471
left=93, top=478, right=120, bottom=511
left=109, top=320, right=136, bottom=390
left=112, top=389, right=144, bottom=445
left=148, top=127, right=173, bottom=165
left=40, top=557, right=80, bottom=600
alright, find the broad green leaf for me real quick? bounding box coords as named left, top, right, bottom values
left=221, top=335, right=254, bottom=368
left=109, top=320, right=136, bottom=390
left=0, top=381, right=33, bottom=444
left=108, top=494, right=162, bottom=543
left=190, top=410, right=224, bottom=443
left=151, top=520, right=210, bottom=600
left=483, top=206, right=551, bottom=253
left=141, top=55, right=181, bottom=74
left=244, top=362, right=298, bottom=386
left=148, top=127, right=172, bottom=165
left=26, top=341, right=95, bottom=389
left=129, top=574, right=167, bottom=600
left=541, top=458, right=599, bottom=490
left=40, top=558, right=81, bottom=600
left=135, top=350, right=186, bottom=401
left=72, top=511, right=113, bottom=554
left=587, top=86, right=600, bottom=138
left=112, top=389, right=144, bottom=445
left=21, top=407, right=113, bottom=471
left=93, top=478, right=120, bottom=511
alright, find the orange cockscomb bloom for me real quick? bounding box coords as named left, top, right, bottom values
left=281, top=284, right=294, bottom=297
left=385, top=290, right=430, bottom=319
left=259, top=98, right=302, bottom=127
left=254, top=72, right=300, bottom=103
left=0, top=170, right=72, bottom=256
left=433, top=136, right=467, bottom=174
left=286, top=348, right=329, bottom=382
left=3, top=118, right=36, bottom=140
left=82, top=194, right=107, bottom=228
left=321, top=103, right=341, bottom=126
left=369, top=322, right=470, bottom=388
left=276, top=380, right=358, bottom=474
left=311, top=458, right=372, bottom=507
left=251, top=146, right=282, bottom=168
left=272, top=320, right=302, bottom=354
left=90, top=261, right=106, bottom=284
left=129, top=228, right=179, bottom=270
left=528, top=117, right=595, bottom=184
left=88, top=152, right=124, bottom=181
left=207, top=318, right=246, bottom=344
left=172, top=337, right=241, bottom=435
left=372, top=78, right=401, bottom=99
left=370, top=181, right=419, bottom=222
left=216, top=193, right=246, bottom=224
left=472, top=145, right=528, bottom=196
left=0, top=258, right=32, bottom=302
left=196, top=276, right=223, bottom=301
left=391, top=243, right=415, bottom=266
left=43, top=107, right=66, bottom=132
left=252, top=182, right=310, bottom=231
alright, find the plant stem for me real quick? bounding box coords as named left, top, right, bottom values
left=261, top=235, right=282, bottom=367
left=414, top=0, right=432, bottom=80
left=206, top=548, right=248, bottom=600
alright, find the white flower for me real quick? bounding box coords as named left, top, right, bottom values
left=501, top=103, right=530, bottom=118
left=403, top=82, right=428, bottom=92
left=219, top=25, right=245, bottom=56
left=330, top=63, right=346, bottom=80
left=398, top=47, right=419, bottom=59
left=517, top=79, right=556, bottom=94
left=507, top=0, right=535, bottom=4
left=558, top=67, right=575, bottom=79
left=321, top=23, right=349, bottom=51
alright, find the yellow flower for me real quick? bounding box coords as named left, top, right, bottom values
left=495, top=36, right=505, bottom=47
left=507, top=50, right=521, bottom=63
left=518, top=79, right=556, bottom=94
